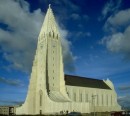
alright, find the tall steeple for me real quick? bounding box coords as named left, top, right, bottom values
left=16, top=5, right=70, bottom=115
left=37, top=5, right=70, bottom=102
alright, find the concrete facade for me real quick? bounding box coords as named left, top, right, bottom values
left=16, top=5, right=121, bottom=115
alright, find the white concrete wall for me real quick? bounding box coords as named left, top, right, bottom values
left=66, top=85, right=121, bottom=112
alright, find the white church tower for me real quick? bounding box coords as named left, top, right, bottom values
left=16, top=5, right=121, bottom=115
left=16, top=5, right=70, bottom=114
left=16, top=4, right=71, bottom=114
left=35, top=4, right=70, bottom=102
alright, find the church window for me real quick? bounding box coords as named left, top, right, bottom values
left=57, top=34, right=58, bottom=39
left=97, top=94, right=98, bottom=106
left=52, top=31, right=54, bottom=38
left=106, top=94, right=108, bottom=106
left=102, top=94, right=103, bottom=105
left=111, top=95, right=112, bottom=105
left=79, top=93, right=82, bottom=102
left=39, top=90, right=43, bottom=106
left=73, top=92, right=76, bottom=101
left=86, top=94, right=88, bottom=102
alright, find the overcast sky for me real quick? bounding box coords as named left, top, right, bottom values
left=0, top=0, right=130, bottom=109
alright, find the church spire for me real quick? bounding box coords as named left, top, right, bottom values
left=39, top=4, right=60, bottom=38
left=36, top=5, right=70, bottom=102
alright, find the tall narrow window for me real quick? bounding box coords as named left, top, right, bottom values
left=73, top=92, right=76, bottom=101
left=97, top=94, right=98, bottom=106
left=111, top=95, right=112, bottom=106
left=52, top=31, right=54, bottom=38
left=39, top=90, right=43, bottom=106
left=106, top=94, right=108, bottom=106
left=102, top=94, right=103, bottom=105
left=86, top=94, right=88, bottom=102
left=80, top=93, right=82, bottom=102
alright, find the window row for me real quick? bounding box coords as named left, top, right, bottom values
left=68, top=92, right=114, bottom=106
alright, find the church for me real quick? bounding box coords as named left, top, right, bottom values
left=16, top=5, right=121, bottom=115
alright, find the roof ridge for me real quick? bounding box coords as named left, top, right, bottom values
left=65, top=74, right=102, bottom=81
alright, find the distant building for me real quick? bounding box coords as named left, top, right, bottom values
left=15, top=5, right=121, bottom=115
left=0, top=106, right=16, bottom=115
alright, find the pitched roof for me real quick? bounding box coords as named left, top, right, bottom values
left=65, top=75, right=111, bottom=90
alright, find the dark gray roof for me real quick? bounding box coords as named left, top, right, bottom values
left=65, top=75, right=111, bottom=90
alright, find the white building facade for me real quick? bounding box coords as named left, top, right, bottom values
left=16, top=5, right=121, bottom=115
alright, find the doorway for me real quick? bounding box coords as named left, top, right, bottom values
left=40, top=110, right=42, bottom=115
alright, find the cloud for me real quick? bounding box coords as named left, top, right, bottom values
left=73, top=31, right=91, bottom=41
left=39, top=0, right=80, bottom=17
left=118, top=85, right=130, bottom=91
left=70, top=13, right=89, bottom=22
left=0, top=77, right=23, bottom=87
left=70, top=13, right=80, bottom=20
left=101, top=8, right=130, bottom=60
left=99, top=0, right=122, bottom=20
left=104, top=8, right=130, bottom=32
left=101, top=25, right=130, bottom=60
left=0, top=0, right=43, bottom=72
left=59, top=27, right=76, bottom=72
left=118, top=95, right=130, bottom=110
left=0, top=0, right=75, bottom=73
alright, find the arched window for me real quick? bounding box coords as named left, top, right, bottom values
left=39, top=90, right=43, bottom=106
